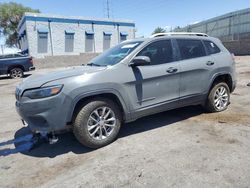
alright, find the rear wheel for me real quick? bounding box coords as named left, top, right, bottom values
left=73, top=98, right=122, bottom=148
left=205, top=82, right=230, bottom=112
left=10, top=68, right=24, bottom=79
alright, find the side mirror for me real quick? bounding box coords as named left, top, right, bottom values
left=129, top=56, right=151, bottom=67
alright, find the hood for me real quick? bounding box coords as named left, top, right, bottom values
left=18, top=66, right=106, bottom=90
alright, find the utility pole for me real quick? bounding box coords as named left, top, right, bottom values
left=48, top=19, right=54, bottom=56
left=0, top=29, right=4, bottom=54
left=106, top=0, right=110, bottom=18
left=1, top=45, right=3, bottom=55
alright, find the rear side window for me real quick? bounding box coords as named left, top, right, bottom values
left=204, top=40, right=221, bottom=55
left=176, top=39, right=206, bottom=60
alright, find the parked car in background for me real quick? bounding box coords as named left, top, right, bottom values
left=15, top=33, right=236, bottom=148
left=0, top=53, right=35, bottom=78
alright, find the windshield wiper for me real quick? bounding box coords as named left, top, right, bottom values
left=86, top=62, right=102, bottom=67
left=87, top=62, right=108, bottom=67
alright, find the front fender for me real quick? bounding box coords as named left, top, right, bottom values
left=66, top=88, right=131, bottom=123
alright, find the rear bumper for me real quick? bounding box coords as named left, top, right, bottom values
left=232, top=80, right=237, bottom=93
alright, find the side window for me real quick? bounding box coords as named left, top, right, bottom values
left=2, top=54, right=14, bottom=58
left=14, top=54, right=24, bottom=58
left=0, top=55, right=11, bottom=59
left=176, top=39, right=206, bottom=60
left=137, top=40, right=173, bottom=65
left=204, top=40, right=221, bottom=55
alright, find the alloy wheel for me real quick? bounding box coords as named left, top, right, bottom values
left=213, top=86, right=229, bottom=110
left=87, top=106, right=116, bottom=140
left=11, top=68, right=23, bottom=78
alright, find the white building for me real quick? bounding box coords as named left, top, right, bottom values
left=18, top=13, right=136, bottom=58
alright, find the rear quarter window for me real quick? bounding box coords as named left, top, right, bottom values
left=176, top=39, right=206, bottom=60
left=204, top=40, right=221, bottom=55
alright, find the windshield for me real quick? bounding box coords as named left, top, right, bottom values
left=87, top=41, right=142, bottom=66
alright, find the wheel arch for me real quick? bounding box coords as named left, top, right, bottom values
left=209, top=73, right=233, bottom=92
left=67, top=90, right=130, bottom=124
left=7, top=65, right=25, bottom=73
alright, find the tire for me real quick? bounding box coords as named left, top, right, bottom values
left=73, top=98, right=122, bottom=148
left=205, top=82, right=230, bottom=113
left=10, top=68, right=24, bottom=79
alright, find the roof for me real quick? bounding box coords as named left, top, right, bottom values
left=126, top=35, right=219, bottom=44
left=150, top=32, right=208, bottom=38
left=18, top=12, right=135, bottom=30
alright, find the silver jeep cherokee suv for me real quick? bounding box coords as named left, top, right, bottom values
left=16, top=33, right=236, bottom=148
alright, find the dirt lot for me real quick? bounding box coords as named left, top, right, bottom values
left=0, top=57, right=250, bottom=188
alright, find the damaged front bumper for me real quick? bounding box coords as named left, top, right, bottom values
left=15, top=92, right=72, bottom=133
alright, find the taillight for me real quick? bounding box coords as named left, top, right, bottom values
left=231, top=53, right=235, bottom=62
left=29, top=57, right=33, bottom=65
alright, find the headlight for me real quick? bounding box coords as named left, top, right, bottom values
left=23, top=85, right=63, bottom=99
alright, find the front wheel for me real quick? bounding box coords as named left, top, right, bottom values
left=73, top=98, right=122, bottom=148
left=205, top=82, right=230, bottom=112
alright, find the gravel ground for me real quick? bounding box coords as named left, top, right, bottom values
left=0, top=57, right=250, bottom=188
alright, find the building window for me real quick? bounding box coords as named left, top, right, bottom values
left=103, top=32, right=112, bottom=51
left=65, top=32, right=74, bottom=52
left=120, top=32, right=128, bottom=42
left=37, top=32, right=48, bottom=53
left=85, top=31, right=94, bottom=52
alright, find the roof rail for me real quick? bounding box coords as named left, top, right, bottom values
left=150, top=32, right=208, bottom=38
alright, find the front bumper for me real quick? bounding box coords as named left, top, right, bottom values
left=16, top=93, right=71, bottom=133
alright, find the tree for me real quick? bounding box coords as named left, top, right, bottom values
left=152, top=27, right=166, bottom=35
left=0, top=2, right=40, bottom=47
left=174, top=26, right=181, bottom=31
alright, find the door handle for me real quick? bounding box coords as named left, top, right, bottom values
left=206, top=61, right=215, bottom=66
left=166, top=67, right=178, bottom=73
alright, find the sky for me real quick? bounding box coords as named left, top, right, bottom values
left=1, top=0, right=250, bottom=37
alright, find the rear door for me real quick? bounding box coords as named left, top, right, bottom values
left=176, top=38, right=217, bottom=99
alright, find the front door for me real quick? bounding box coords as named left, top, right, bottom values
left=125, top=40, right=180, bottom=116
